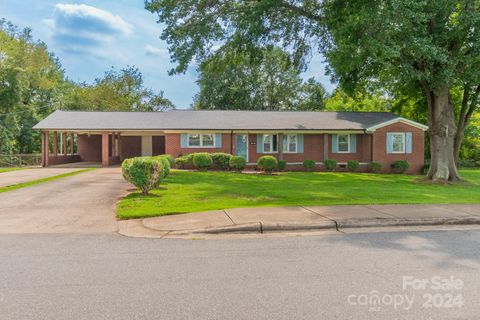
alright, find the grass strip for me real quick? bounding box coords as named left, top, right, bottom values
left=0, top=168, right=96, bottom=193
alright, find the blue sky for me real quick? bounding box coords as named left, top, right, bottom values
left=0, top=1, right=334, bottom=108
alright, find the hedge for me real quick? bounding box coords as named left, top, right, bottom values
left=122, top=157, right=164, bottom=195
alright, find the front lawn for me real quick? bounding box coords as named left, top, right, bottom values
left=117, top=170, right=480, bottom=219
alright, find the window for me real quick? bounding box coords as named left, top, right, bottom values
left=188, top=134, right=215, bottom=147
left=391, top=133, right=406, bottom=153
left=337, top=134, right=350, bottom=153
left=284, top=134, right=297, bottom=153
left=263, top=134, right=278, bottom=153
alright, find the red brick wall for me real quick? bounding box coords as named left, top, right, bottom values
left=48, top=155, right=81, bottom=165
left=327, top=134, right=372, bottom=163
left=246, top=134, right=325, bottom=163
left=372, top=122, right=425, bottom=173
left=78, top=134, right=102, bottom=162
left=165, top=133, right=232, bottom=157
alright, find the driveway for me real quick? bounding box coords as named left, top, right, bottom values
left=0, top=168, right=130, bottom=234
left=0, top=167, right=85, bottom=188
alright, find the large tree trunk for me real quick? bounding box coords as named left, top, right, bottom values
left=425, top=88, right=461, bottom=182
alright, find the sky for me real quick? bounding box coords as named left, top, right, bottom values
left=0, top=0, right=334, bottom=108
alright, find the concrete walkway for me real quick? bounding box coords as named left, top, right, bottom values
left=118, top=204, right=480, bottom=238
left=0, top=167, right=85, bottom=188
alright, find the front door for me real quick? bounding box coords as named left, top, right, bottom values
left=236, top=134, right=248, bottom=162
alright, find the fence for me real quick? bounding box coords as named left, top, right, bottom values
left=0, top=154, right=42, bottom=167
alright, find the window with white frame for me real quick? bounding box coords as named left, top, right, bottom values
left=284, top=134, right=297, bottom=153
left=263, top=134, right=278, bottom=153
left=188, top=133, right=215, bottom=147
left=391, top=132, right=406, bottom=153
left=337, top=134, right=350, bottom=153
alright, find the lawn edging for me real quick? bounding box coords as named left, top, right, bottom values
left=0, top=168, right=96, bottom=193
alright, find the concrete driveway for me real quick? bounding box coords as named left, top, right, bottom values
left=0, top=167, right=85, bottom=188
left=0, top=168, right=130, bottom=234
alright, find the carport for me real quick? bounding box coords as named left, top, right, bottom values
left=39, top=130, right=165, bottom=167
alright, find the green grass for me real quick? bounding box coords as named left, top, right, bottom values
left=0, top=168, right=96, bottom=193
left=0, top=167, right=24, bottom=173
left=117, top=169, right=480, bottom=219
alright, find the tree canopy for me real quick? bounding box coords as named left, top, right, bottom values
left=194, top=46, right=326, bottom=110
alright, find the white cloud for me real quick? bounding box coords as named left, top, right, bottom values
left=145, top=45, right=169, bottom=57
left=54, top=3, right=133, bottom=36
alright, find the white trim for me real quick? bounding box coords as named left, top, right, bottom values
left=366, top=117, right=428, bottom=132
left=337, top=134, right=350, bottom=153
left=187, top=133, right=216, bottom=148
left=390, top=132, right=406, bottom=154
left=283, top=134, right=298, bottom=153
left=262, top=134, right=278, bottom=153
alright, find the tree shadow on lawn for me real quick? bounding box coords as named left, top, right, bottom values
left=321, top=229, right=480, bottom=270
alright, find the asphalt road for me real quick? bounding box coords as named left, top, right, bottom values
left=1, top=230, right=479, bottom=320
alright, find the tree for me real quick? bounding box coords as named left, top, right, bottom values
left=62, top=66, right=175, bottom=112
left=0, top=19, right=64, bottom=153
left=324, top=89, right=392, bottom=112
left=146, top=0, right=480, bottom=182
left=193, top=46, right=326, bottom=110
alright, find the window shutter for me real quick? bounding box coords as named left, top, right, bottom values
left=215, top=133, right=222, bottom=148
left=386, top=133, right=393, bottom=153
left=332, top=134, right=338, bottom=153
left=256, top=134, right=263, bottom=153
left=297, top=134, right=304, bottom=153
left=181, top=134, right=188, bottom=148
left=406, top=132, right=412, bottom=153
left=350, top=134, right=356, bottom=153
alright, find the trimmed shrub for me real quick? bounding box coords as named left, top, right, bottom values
left=122, top=157, right=164, bottom=195
left=324, top=159, right=337, bottom=171
left=211, top=152, right=232, bottom=170
left=278, top=160, right=287, bottom=172
left=257, top=155, right=278, bottom=174
left=160, top=154, right=174, bottom=167
left=175, top=154, right=194, bottom=169
left=229, top=156, right=246, bottom=172
left=193, top=153, right=213, bottom=170
left=393, top=160, right=410, bottom=173
left=369, top=161, right=383, bottom=173
left=347, top=160, right=360, bottom=172
left=303, top=159, right=315, bottom=171
left=154, top=156, right=171, bottom=178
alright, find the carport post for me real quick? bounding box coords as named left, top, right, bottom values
left=42, top=131, right=49, bottom=167
left=102, top=132, right=109, bottom=167
left=62, top=133, right=67, bottom=155
left=53, top=131, right=58, bottom=157
left=70, top=133, right=74, bottom=155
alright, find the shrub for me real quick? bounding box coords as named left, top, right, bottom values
left=257, top=155, right=278, bottom=174
left=393, top=160, right=410, bottom=173
left=369, top=161, right=383, bottom=173
left=160, top=154, right=174, bottom=167
left=278, top=160, right=287, bottom=172
left=211, top=152, right=232, bottom=170
left=347, top=160, right=360, bottom=172
left=122, top=157, right=164, bottom=195
left=193, top=153, right=213, bottom=170
left=229, top=156, right=246, bottom=172
left=175, top=154, right=194, bottom=169
left=154, top=156, right=171, bottom=178
left=303, top=159, right=315, bottom=171
left=324, top=159, right=337, bottom=171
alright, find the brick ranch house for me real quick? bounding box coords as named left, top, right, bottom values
left=33, top=110, right=428, bottom=173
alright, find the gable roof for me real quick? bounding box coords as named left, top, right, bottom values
left=33, top=110, right=427, bottom=131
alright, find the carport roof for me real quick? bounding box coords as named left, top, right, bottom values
left=33, top=110, right=427, bottom=131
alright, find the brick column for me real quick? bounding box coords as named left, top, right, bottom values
left=102, top=132, right=109, bottom=167
left=53, top=131, right=58, bottom=157
left=43, top=131, right=50, bottom=167
left=112, top=133, right=117, bottom=157
left=323, top=133, right=329, bottom=161
left=62, top=133, right=67, bottom=155
left=117, top=134, right=122, bottom=161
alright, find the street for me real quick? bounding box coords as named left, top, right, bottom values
left=1, top=230, right=479, bottom=319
